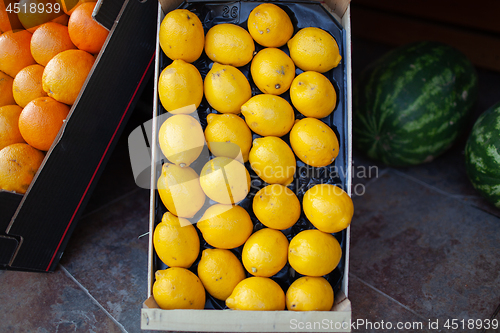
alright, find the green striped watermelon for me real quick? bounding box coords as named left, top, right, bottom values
left=465, top=102, right=500, bottom=208
left=353, top=41, right=478, bottom=166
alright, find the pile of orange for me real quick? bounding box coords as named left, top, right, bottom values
left=0, top=1, right=109, bottom=194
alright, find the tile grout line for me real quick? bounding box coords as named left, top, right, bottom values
left=389, top=168, right=479, bottom=200
left=389, top=168, right=500, bottom=219
left=349, top=273, right=429, bottom=322
left=80, top=187, right=143, bottom=220
left=59, top=264, right=129, bottom=333
left=351, top=168, right=390, bottom=198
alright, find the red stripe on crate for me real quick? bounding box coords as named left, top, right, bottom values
left=45, top=53, right=156, bottom=272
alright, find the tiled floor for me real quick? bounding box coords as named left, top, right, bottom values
left=1, top=38, right=500, bottom=333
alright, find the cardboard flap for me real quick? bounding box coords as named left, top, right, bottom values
left=159, top=0, right=351, bottom=18
left=158, top=0, right=183, bottom=14
left=323, top=0, right=350, bottom=18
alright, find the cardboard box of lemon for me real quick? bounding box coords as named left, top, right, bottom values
left=142, top=0, right=352, bottom=331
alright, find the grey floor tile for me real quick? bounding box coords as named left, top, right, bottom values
left=60, top=188, right=150, bottom=333
left=349, top=274, right=433, bottom=333
left=0, top=269, right=123, bottom=332
left=350, top=171, right=500, bottom=323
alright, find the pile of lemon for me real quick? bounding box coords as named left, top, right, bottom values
left=153, top=4, right=352, bottom=312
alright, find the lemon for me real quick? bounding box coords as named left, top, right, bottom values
left=250, top=48, right=295, bottom=95
left=199, top=156, right=250, bottom=204
left=249, top=136, right=295, bottom=185
left=153, top=267, right=206, bottom=310
left=303, top=184, right=353, bottom=233
left=226, top=277, right=285, bottom=310
left=240, top=94, right=295, bottom=137
left=286, top=276, right=334, bottom=311
left=288, top=229, right=342, bottom=276
left=197, top=248, right=246, bottom=301
left=158, top=114, right=205, bottom=167
left=197, top=204, right=253, bottom=249
left=289, top=118, right=339, bottom=167
left=158, top=59, right=203, bottom=114
left=242, top=228, right=288, bottom=277
left=247, top=3, right=293, bottom=48
left=204, top=113, right=252, bottom=163
left=287, top=27, right=342, bottom=73
left=205, top=24, right=255, bottom=67
left=157, top=163, right=206, bottom=218
left=290, top=71, right=337, bottom=118
left=253, top=184, right=300, bottom=230
left=159, top=9, right=204, bottom=63
left=153, top=212, right=200, bottom=268
left=204, top=63, right=252, bottom=114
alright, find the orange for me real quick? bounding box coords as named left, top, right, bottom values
left=68, top=2, right=108, bottom=54
left=18, top=96, right=70, bottom=151
left=0, top=0, right=23, bottom=33
left=0, top=105, right=26, bottom=150
left=0, top=71, right=16, bottom=107
left=42, top=49, right=95, bottom=105
left=0, top=143, right=45, bottom=194
left=13, top=64, right=47, bottom=107
left=18, top=0, right=65, bottom=32
left=0, top=3, right=8, bottom=34
left=0, top=30, right=36, bottom=78
left=61, top=0, right=93, bottom=15
left=52, top=13, right=70, bottom=26
left=30, top=22, right=76, bottom=66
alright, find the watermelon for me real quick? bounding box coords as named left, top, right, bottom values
left=465, top=102, right=500, bottom=208
left=353, top=41, right=478, bottom=166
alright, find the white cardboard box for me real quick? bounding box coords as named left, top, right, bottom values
left=142, top=0, right=353, bottom=331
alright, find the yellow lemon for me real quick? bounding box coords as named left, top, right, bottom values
left=204, top=63, right=252, bottom=114
left=303, top=184, right=353, bottom=233
left=249, top=136, right=295, bottom=185
left=226, top=277, right=285, bottom=310
left=158, top=59, right=203, bottom=114
left=204, top=113, right=252, bottom=163
left=153, top=267, right=206, bottom=310
left=159, top=9, right=204, bottom=63
left=197, top=248, right=246, bottom=301
left=250, top=48, right=295, bottom=95
left=253, top=184, right=300, bottom=230
left=287, top=27, right=342, bottom=73
left=286, top=276, right=334, bottom=311
left=240, top=94, right=295, bottom=137
left=289, top=118, right=339, bottom=167
left=242, top=228, right=288, bottom=277
left=199, top=156, right=250, bottom=204
left=157, top=163, right=206, bottom=218
left=290, top=71, right=337, bottom=118
left=247, top=3, right=293, bottom=47
left=158, top=114, right=205, bottom=167
left=153, top=212, right=200, bottom=268
left=288, top=229, right=342, bottom=276
left=205, top=23, right=255, bottom=67
left=197, top=204, right=253, bottom=249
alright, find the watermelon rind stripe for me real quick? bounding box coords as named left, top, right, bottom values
left=354, top=41, right=478, bottom=166
left=465, top=101, right=500, bottom=208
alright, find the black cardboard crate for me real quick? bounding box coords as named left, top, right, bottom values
left=0, top=0, right=157, bottom=272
